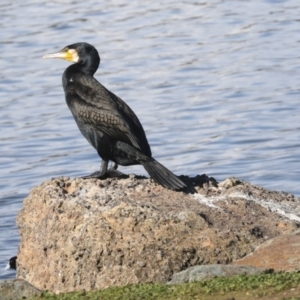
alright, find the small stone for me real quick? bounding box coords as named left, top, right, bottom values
left=232, top=230, right=300, bottom=271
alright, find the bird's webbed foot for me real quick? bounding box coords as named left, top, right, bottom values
left=106, top=168, right=124, bottom=178
left=105, top=162, right=124, bottom=177
left=82, top=171, right=107, bottom=179
left=82, top=161, right=124, bottom=179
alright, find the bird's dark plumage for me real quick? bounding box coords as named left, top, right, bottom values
left=43, top=42, right=186, bottom=190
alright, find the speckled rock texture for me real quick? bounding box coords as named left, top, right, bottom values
left=16, top=175, right=300, bottom=293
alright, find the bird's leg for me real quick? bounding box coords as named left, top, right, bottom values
left=110, top=162, right=118, bottom=170
left=99, top=160, right=109, bottom=174
left=82, top=160, right=108, bottom=179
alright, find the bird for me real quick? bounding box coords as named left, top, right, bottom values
left=5, top=256, right=17, bottom=270
left=43, top=42, right=186, bottom=190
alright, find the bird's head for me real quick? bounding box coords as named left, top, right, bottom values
left=43, top=42, right=100, bottom=74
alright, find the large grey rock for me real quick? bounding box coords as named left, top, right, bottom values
left=167, top=264, right=266, bottom=284
left=0, top=279, right=41, bottom=300
left=16, top=175, right=299, bottom=293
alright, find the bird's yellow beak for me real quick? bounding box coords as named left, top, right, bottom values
left=43, top=48, right=79, bottom=63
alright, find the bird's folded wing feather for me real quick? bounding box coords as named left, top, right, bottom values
left=68, top=77, right=147, bottom=152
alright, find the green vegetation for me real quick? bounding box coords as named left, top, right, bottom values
left=32, top=271, right=300, bottom=300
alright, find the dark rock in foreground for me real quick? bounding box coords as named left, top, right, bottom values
left=16, top=175, right=300, bottom=293
left=0, top=279, right=41, bottom=300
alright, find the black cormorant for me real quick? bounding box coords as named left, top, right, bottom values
left=43, top=42, right=186, bottom=190
left=5, top=256, right=17, bottom=270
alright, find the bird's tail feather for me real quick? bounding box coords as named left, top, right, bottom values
left=142, top=159, right=186, bottom=190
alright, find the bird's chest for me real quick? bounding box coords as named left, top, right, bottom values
left=64, top=82, right=82, bottom=108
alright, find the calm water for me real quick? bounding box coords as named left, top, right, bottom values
left=1, top=0, right=300, bottom=279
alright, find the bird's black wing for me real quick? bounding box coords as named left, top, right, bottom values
left=66, top=74, right=152, bottom=157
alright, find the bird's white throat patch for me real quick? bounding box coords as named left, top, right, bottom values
left=69, top=49, right=79, bottom=63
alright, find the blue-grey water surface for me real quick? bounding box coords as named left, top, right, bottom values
left=1, top=0, right=300, bottom=279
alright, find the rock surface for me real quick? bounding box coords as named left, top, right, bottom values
left=0, top=279, right=41, bottom=300
left=16, top=174, right=300, bottom=293
left=167, top=264, right=266, bottom=284
left=232, top=230, right=300, bottom=271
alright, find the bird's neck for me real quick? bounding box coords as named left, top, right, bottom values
left=62, top=60, right=99, bottom=90
left=81, top=54, right=100, bottom=75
